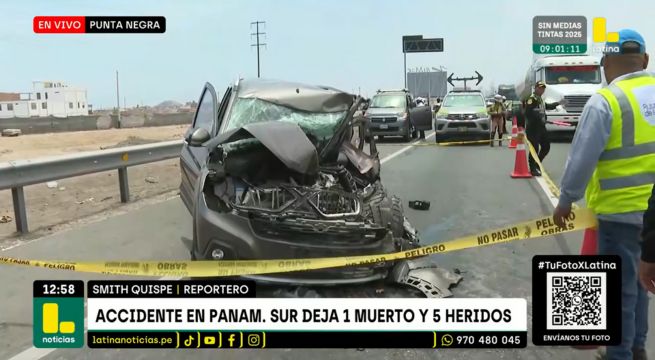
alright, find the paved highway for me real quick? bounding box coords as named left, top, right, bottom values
left=1, top=133, right=653, bottom=359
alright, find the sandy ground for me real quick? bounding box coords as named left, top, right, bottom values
left=0, top=125, right=189, bottom=239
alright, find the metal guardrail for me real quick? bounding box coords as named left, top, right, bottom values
left=0, top=140, right=184, bottom=234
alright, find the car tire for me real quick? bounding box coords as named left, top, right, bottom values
left=389, top=196, right=405, bottom=239
left=403, top=124, right=411, bottom=142
left=377, top=135, right=385, bottom=141
left=411, top=125, right=418, bottom=139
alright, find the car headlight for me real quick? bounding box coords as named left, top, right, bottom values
left=477, top=112, right=488, bottom=118
left=399, top=112, right=408, bottom=119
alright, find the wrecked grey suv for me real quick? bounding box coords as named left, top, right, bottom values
left=179, top=78, right=460, bottom=297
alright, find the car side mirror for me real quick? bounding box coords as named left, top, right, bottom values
left=187, top=128, right=210, bottom=147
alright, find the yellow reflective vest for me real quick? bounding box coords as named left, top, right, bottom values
left=585, top=73, right=655, bottom=215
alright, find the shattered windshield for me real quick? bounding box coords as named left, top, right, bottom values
left=225, top=97, right=347, bottom=148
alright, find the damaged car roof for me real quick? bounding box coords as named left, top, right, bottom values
left=236, top=78, right=354, bottom=113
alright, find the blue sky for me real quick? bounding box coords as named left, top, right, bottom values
left=1, top=0, right=654, bottom=108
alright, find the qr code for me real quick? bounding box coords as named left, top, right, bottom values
left=546, top=272, right=606, bottom=330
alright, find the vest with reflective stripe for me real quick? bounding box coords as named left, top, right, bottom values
left=585, top=73, right=655, bottom=215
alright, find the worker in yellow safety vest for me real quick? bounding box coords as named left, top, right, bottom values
left=553, top=29, right=652, bottom=360
left=487, top=94, right=506, bottom=147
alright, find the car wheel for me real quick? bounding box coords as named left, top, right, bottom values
left=364, top=135, right=371, bottom=143
left=403, top=124, right=411, bottom=142
left=377, top=135, right=385, bottom=141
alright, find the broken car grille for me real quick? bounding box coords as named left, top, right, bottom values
left=250, top=218, right=388, bottom=246
left=236, top=186, right=360, bottom=219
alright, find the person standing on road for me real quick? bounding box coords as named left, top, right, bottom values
left=488, top=94, right=506, bottom=147
left=523, top=81, right=563, bottom=176
left=640, top=184, right=655, bottom=295
left=552, top=29, right=652, bottom=360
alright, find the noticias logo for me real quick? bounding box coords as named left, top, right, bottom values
left=33, top=16, right=166, bottom=34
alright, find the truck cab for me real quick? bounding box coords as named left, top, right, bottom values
left=516, top=55, right=603, bottom=133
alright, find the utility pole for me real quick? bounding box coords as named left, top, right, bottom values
left=250, top=21, right=267, bottom=78
left=116, top=70, right=121, bottom=128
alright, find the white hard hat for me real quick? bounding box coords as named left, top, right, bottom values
left=494, top=94, right=502, bottom=101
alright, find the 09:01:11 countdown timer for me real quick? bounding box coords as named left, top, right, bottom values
left=533, top=44, right=587, bottom=54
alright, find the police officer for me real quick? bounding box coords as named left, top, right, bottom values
left=522, top=81, right=563, bottom=176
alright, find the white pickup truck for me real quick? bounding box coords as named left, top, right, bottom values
left=516, top=55, right=604, bottom=133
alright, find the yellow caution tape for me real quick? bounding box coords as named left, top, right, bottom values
left=0, top=208, right=596, bottom=278
left=384, top=136, right=514, bottom=147
left=525, top=139, right=578, bottom=210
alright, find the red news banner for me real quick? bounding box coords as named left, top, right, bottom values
left=33, top=16, right=165, bottom=34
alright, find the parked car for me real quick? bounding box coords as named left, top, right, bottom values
left=179, top=78, right=460, bottom=296
left=364, top=89, right=432, bottom=142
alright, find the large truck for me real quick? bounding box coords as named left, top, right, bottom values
left=516, top=54, right=604, bottom=133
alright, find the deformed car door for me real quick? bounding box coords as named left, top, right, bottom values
left=410, top=102, right=433, bottom=131
left=179, top=83, right=218, bottom=212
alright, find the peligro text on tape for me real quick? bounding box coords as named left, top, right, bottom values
left=0, top=208, right=597, bottom=278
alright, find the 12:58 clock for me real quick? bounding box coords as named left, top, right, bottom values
left=34, top=280, right=84, bottom=297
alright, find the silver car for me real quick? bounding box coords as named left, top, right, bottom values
left=434, top=91, right=491, bottom=142
left=365, top=90, right=431, bottom=141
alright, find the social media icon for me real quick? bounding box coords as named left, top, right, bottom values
left=247, top=334, right=261, bottom=347
left=441, top=334, right=454, bottom=347
left=226, top=333, right=238, bottom=348
left=204, top=336, right=216, bottom=345
left=184, top=334, right=195, bottom=347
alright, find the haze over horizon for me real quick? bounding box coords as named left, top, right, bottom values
left=1, top=0, right=654, bottom=108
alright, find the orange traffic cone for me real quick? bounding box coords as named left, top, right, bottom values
left=580, top=227, right=598, bottom=255
left=510, top=128, right=532, bottom=178
left=508, top=116, right=518, bottom=149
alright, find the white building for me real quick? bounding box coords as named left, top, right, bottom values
left=0, top=81, right=89, bottom=118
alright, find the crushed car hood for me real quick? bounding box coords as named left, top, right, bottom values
left=206, top=121, right=319, bottom=176
left=238, top=78, right=354, bottom=113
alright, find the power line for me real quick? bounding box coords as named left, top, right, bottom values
left=250, top=21, right=267, bottom=78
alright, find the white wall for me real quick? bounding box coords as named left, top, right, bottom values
left=0, top=84, right=90, bottom=118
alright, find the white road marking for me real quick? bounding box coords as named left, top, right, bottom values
left=8, top=133, right=435, bottom=360
left=535, top=176, right=559, bottom=208
left=380, top=131, right=436, bottom=164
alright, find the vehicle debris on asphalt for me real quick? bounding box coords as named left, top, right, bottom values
left=408, top=200, right=430, bottom=210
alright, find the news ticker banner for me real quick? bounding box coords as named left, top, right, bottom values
left=34, top=280, right=527, bottom=349
left=33, top=16, right=165, bottom=34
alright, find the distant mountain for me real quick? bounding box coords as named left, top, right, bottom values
left=154, top=100, right=183, bottom=109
